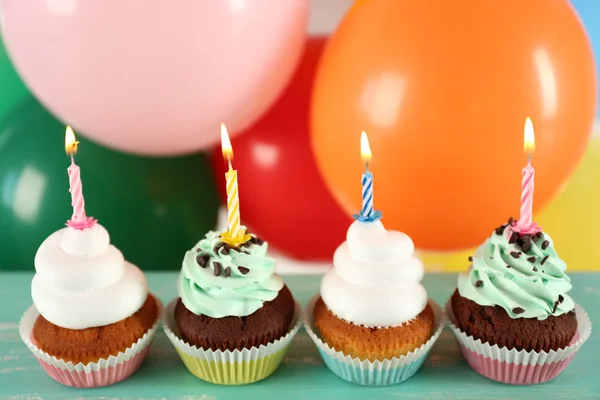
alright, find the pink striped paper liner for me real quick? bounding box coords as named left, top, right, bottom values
left=446, top=299, right=591, bottom=385
left=19, top=296, right=163, bottom=388
left=36, top=346, right=152, bottom=388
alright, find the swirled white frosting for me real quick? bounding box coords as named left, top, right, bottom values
left=321, top=220, right=428, bottom=328
left=31, top=224, right=148, bottom=329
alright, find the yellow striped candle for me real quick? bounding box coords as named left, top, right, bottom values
left=221, top=124, right=247, bottom=244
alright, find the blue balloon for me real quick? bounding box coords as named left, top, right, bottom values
left=570, top=0, right=600, bottom=117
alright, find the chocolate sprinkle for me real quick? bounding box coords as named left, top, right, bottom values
left=244, top=236, right=265, bottom=247
left=559, top=295, right=564, bottom=303
left=533, top=267, right=538, bottom=272
left=509, top=232, right=518, bottom=244
left=541, top=255, right=549, bottom=265
left=213, top=261, right=222, bottom=276
left=196, top=254, right=210, bottom=268
left=515, top=234, right=532, bottom=252
left=541, top=240, right=549, bottom=250
left=508, top=217, right=514, bottom=225
left=495, top=224, right=507, bottom=235
left=553, top=301, right=559, bottom=313
left=506, top=265, right=511, bottom=268
left=196, top=248, right=201, bottom=252
left=238, top=266, right=250, bottom=275
left=214, top=242, right=231, bottom=255
left=468, top=256, right=473, bottom=262
left=224, top=267, right=231, bottom=278
left=527, top=256, right=536, bottom=263
left=475, top=280, right=483, bottom=288
left=512, top=307, right=525, bottom=315
left=510, top=251, right=520, bottom=259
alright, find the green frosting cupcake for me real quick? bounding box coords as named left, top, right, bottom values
left=179, top=230, right=283, bottom=318
left=458, top=223, right=574, bottom=320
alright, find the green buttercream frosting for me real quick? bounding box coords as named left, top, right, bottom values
left=179, top=230, right=283, bottom=318
left=458, top=225, right=574, bottom=320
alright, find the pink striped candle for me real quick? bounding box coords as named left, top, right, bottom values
left=65, top=126, right=96, bottom=230
left=514, top=118, right=539, bottom=234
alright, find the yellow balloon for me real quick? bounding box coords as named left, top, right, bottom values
left=536, top=134, right=600, bottom=271
left=419, top=131, right=600, bottom=272
left=418, top=248, right=475, bottom=272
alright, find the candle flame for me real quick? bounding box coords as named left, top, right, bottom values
left=524, top=117, right=535, bottom=154
left=221, top=123, right=233, bottom=160
left=64, top=126, right=79, bottom=155
left=360, top=131, right=372, bottom=162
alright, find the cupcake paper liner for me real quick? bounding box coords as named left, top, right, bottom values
left=163, top=298, right=303, bottom=385
left=304, top=295, right=446, bottom=386
left=19, top=295, right=163, bottom=388
left=445, top=299, right=592, bottom=385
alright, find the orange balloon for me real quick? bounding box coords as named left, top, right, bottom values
left=311, top=0, right=597, bottom=251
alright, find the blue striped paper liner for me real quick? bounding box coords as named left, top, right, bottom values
left=304, top=295, right=445, bottom=386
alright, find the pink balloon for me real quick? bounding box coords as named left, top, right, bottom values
left=0, top=0, right=308, bottom=155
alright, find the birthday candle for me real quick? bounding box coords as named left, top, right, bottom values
left=516, top=118, right=537, bottom=233
left=64, top=126, right=96, bottom=230
left=361, top=132, right=374, bottom=219
left=221, top=124, right=242, bottom=239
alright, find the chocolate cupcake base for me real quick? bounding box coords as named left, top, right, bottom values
left=174, top=284, right=295, bottom=351
left=451, top=289, right=577, bottom=352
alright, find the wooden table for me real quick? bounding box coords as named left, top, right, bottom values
left=0, top=272, right=598, bottom=399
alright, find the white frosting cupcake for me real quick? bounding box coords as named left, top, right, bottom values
left=31, top=224, right=148, bottom=329
left=321, top=220, right=428, bottom=328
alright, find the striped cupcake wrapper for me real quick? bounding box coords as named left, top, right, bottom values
left=304, top=295, right=446, bottom=386
left=163, top=298, right=303, bottom=385
left=445, top=299, right=592, bottom=385
left=19, top=295, right=163, bottom=388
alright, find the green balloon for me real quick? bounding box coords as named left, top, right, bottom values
left=0, top=35, right=29, bottom=119
left=0, top=97, right=219, bottom=270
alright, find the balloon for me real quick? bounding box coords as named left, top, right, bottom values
left=0, top=97, right=219, bottom=271
left=0, top=0, right=308, bottom=156
left=311, top=0, right=597, bottom=251
left=0, top=35, right=29, bottom=119
left=211, top=38, right=351, bottom=261
left=536, top=135, right=600, bottom=271
left=417, top=248, right=476, bottom=273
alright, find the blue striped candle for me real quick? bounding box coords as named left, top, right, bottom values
left=353, top=132, right=381, bottom=222
left=361, top=166, right=374, bottom=218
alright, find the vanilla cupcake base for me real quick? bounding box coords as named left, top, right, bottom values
left=305, top=295, right=445, bottom=386
left=19, top=296, right=163, bottom=388
left=446, top=299, right=592, bottom=385
left=163, top=298, right=303, bottom=385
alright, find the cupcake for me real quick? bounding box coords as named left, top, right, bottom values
left=19, top=222, right=161, bottom=388
left=305, top=219, right=445, bottom=386
left=448, top=218, right=592, bottom=384
left=163, top=230, right=302, bottom=385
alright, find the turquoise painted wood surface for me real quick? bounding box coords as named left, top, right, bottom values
left=0, top=272, right=598, bottom=399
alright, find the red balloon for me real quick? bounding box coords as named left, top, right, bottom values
left=211, top=37, right=351, bottom=261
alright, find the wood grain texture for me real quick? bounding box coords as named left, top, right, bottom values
left=0, top=272, right=597, bottom=399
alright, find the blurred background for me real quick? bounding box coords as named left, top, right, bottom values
left=0, top=0, right=597, bottom=272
